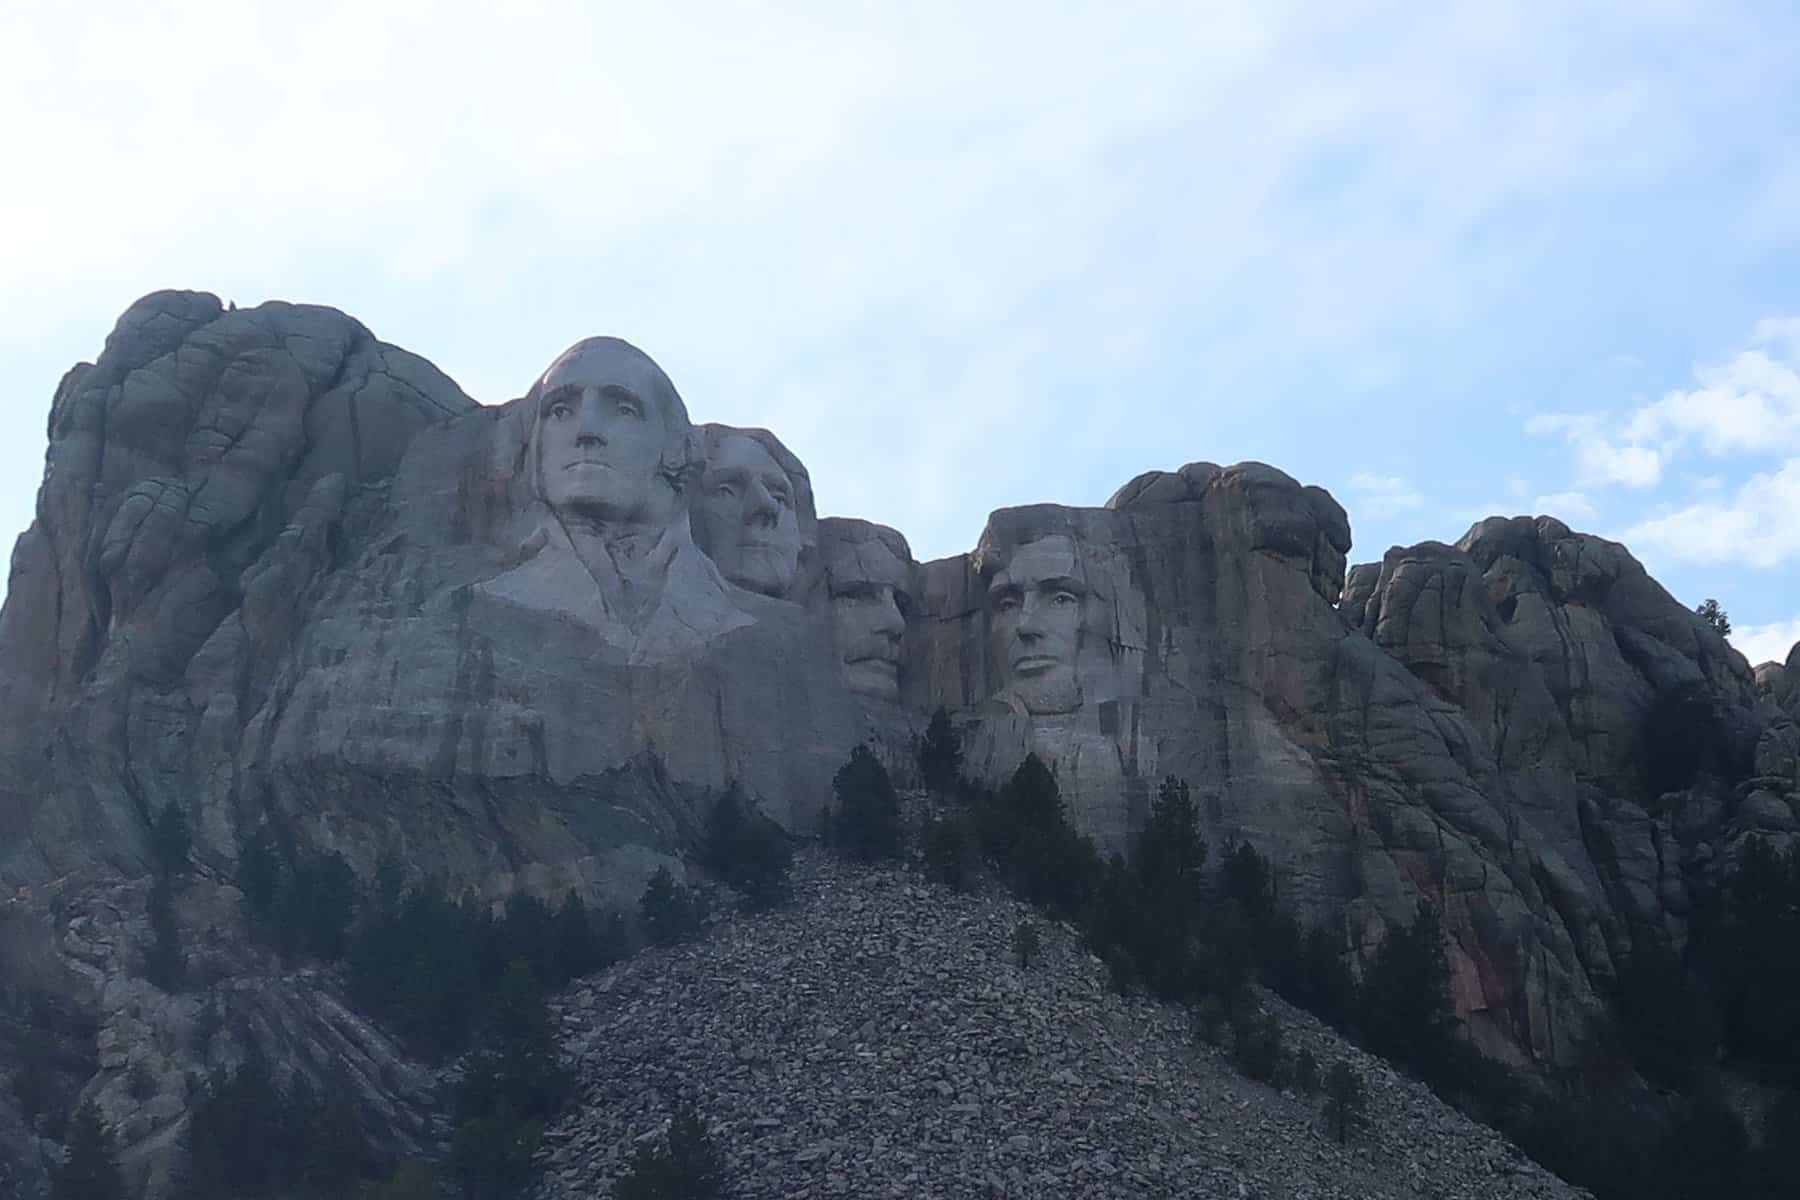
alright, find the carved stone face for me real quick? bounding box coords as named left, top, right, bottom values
left=535, top=341, right=677, bottom=529
left=824, top=535, right=912, bottom=701
left=988, top=534, right=1085, bottom=715
left=693, top=433, right=802, bottom=597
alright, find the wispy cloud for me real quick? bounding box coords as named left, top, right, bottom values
left=1524, top=414, right=1663, bottom=487
left=1625, top=458, right=1800, bottom=568
left=3, top=2, right=1800, bottom=588
left=1531, top=491, right=1597, bottom=523
left=1730, top=615, right=1800, bottom=667
left=1348, top=473, right=1425, bottom=519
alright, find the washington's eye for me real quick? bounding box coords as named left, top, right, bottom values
left=548, top=402, right=573, bottom=420
left=616, top=399, right=642, bottom=419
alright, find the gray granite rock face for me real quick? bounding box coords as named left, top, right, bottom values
left=2, top=294, right=1796, bottom=1188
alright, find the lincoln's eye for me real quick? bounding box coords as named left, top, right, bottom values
left=1051, top=590, right=1079, bottom=606
left=994, top=595, right=1020, bottom=614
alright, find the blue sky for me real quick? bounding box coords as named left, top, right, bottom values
left=4, top=3, right=1800, bottom=660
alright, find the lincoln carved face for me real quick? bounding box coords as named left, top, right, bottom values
left=986, top=534, right=1086, bottom=715
left=533, top=339, right=688, bottom=531
left=821, top=523, right=913, bottom=702
left=693, top=432, right=803, bottom=597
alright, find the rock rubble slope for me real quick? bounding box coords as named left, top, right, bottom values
left=538, top=851, right=1585, bottom=1200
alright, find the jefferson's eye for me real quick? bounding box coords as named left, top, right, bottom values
left=713, top=484, right=737, bottom=499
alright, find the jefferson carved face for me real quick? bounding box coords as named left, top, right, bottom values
left=987, top=534, right=1086, bottom=715
left=535, top=340, right=679, bottom=530
left=823, top=532, right=912, bottom=701
left=693, top=432, right=802, bottom=597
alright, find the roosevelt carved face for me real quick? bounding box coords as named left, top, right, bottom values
left=823, top=534, right=912, bottom=702
left=987, top=534, right=1085, bottom=715
left=693, top=433, right=802, bottom=597
left=535, top=340, right=681, bottom=532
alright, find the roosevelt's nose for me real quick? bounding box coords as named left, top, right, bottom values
left=871, top=589, right=905, bottom=639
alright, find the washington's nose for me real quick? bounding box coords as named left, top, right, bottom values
left=573, top=388, right=608, bottom=444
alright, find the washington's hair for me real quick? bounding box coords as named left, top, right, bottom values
left=523, top=336, right=704, bottom=499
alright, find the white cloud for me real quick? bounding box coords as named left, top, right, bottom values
left=1624, top=458, right=1800, bottom=568
left=1531, top=491, right=1597, bottom=522
left=1729, top=616, right=1800, bottom=667
left=1347, top=472, right=1425, bottom=519
left=3, top=1, right=1799, bottom=589
left=1624, top=328, right=1800, bottom=456
left=1524, top=413, right=1663, bottom=487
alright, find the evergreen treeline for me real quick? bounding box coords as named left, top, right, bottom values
left=890, top=721, right=1800, bottom=1200
left=217, top=835, right=627, bottom=1196
left=238, top=839, right=623, bottom=1058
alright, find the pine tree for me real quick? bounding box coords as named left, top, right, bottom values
left=53, top=1102, right=121, bottom=1200
left=1695, top=597, right=1731, bottom=636
left=1361, top=901, right=1456, bottom=1079
left=700, top=784, right=792, bottom=910
left=1324, top=1060, right=1365, bottom=1144
left=148, top=802, right=191, bottom=877
left=830, top=745, right=902, bottom=862
left=639, top=868, right=703, bottom=946
left=143, top=876, right=183, bottom=991
left=612, top=1103, right=725, bottom=1200
left=917, top=706, right=963, bottom=794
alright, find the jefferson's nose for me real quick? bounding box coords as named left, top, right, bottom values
left=746, top=478, right=778, bottom=525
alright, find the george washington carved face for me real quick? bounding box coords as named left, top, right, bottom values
left=530, top=338, right=696, bottom=533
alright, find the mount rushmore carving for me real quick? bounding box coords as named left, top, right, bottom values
left=3, top=290, right=1798, bottom=1096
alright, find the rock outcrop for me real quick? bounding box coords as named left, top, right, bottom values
left=1, top=292, right=1793, bottom=1191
